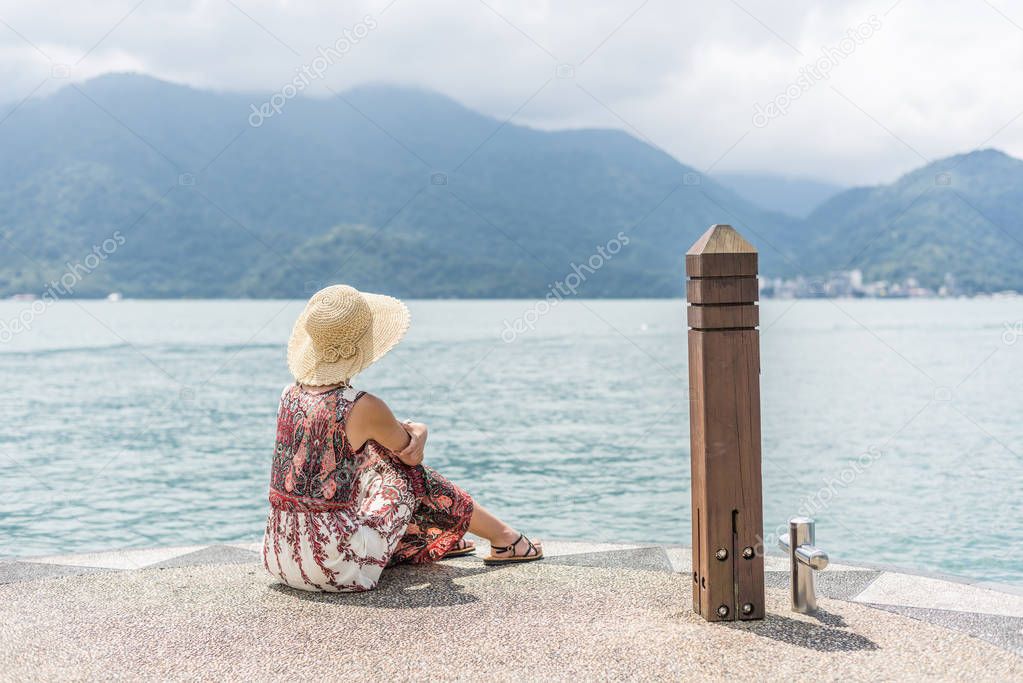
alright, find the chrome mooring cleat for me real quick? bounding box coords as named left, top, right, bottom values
left=778, top=517, right=829, bottom=613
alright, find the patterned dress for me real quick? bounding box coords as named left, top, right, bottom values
left=262, top=384, right=475, bottom=592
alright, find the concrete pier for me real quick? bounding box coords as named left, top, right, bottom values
left=1, top=540, right=1021, bottom=681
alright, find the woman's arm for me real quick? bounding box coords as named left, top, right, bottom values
left=347, top=394, right=425, bottom=466
left=397, top=421, right=427, bottom=465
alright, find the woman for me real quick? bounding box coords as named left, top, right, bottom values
left=262, top=284, right=542, bottom=592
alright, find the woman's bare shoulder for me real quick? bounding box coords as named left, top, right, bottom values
left=348, top=392, right=397, bottom=425
left=346, top=391, right=408, bottom=452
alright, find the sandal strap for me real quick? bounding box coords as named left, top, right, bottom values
left=490, top=533, right=524, bottom=555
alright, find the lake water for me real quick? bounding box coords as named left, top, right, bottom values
left=1, top=298, right=1021, bottom=585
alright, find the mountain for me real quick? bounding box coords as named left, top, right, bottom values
left=713, top=172, right=844, bottom=218
left=0, top=74, right=797, bottom=299
left=2, top=74, right=1021, bottom=298
left=801, top=149, right=1023, bottom=292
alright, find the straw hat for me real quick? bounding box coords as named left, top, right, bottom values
left=287, top=285, right=410, bottom=386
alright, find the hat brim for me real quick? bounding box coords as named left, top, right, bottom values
left=287, top=292, right=410, bottom=386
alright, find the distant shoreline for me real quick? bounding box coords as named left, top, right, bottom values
left=2, top=292, right=1021, bottom=302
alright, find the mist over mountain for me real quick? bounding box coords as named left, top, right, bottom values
left=713, top=172, right=844, bottom=218
left=0, top=74, right=1020, bottom=298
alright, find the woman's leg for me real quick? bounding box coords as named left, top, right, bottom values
left=389, top=466, right=475, bottom=564
left=468, top=502, right=542, bottom=556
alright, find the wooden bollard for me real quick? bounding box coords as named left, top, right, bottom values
left=685, top=224, right=765, bottom=622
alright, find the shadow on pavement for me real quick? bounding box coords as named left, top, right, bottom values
left=268, top=560, right=510, bottom=608
left=806, top=607, right=848, bottom=628
left=728, top=610, right=879, bottom=652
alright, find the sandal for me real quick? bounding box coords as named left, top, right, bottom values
left=483, top=533, right=543, bottom=565
left=441, top=538, right=476, bottom=559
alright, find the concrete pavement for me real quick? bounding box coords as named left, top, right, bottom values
left=1, top=540, right=1020, bottom=681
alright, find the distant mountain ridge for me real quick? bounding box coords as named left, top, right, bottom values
left=0, top=74, right=1020, bottom=297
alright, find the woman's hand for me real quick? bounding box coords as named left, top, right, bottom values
left=395, top=421, right=427, bottom=466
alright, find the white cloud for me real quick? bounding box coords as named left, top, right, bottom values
left=1, top=0, right=1022, bottom=184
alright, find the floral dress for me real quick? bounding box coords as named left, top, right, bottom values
left=262, top=384, right=474, bottom=592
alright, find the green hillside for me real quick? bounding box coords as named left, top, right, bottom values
left=801, top=149, right=1023, bottom=292
left=0, top=74, right=796, bottom=299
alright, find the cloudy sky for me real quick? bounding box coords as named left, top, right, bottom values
left=2, top=0, right=1022, bottom=185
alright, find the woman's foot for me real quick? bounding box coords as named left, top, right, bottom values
left=441, top=537, right=476, bottom=559
left=483, top=531, right=543, bottom=565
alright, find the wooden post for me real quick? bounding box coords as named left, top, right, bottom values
left=686, top=224, right=765, bottom=622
